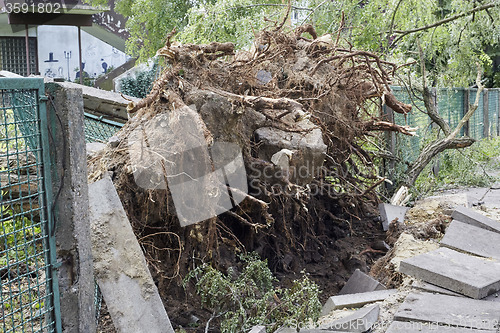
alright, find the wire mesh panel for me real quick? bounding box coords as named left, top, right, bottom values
left=488, top=90, right=499, bottom=137
left=437, top=88, right=464, bottom=132
left=468, top=89, right=484, bottom=140
left=0, top=78, right=60, bottom=332
left=84, top=113, right=123, bottom=143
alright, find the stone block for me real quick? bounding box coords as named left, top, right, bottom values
left=379, top=203, right=409, bottom=231
left=411, top=280, right=462, bottom=297
left=88, top=176, right=174, bottom=333
left=399, top=247, right=500, bottom=299
left=249, top=325, right=266, bottom=333
left=338, top=269, right=386, bottom=295
left=440, top=220, right=500, bottom=260
left=321, top=289, right=397, bottom=315
left=393, top=292, right=500, bottom=330
left=451, top=206, right=500, bottom=234
left=322, top=304, right=379, bottom=332
left=386, top=321, right=493, bottom=332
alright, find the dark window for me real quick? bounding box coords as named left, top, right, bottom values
left=0, top=37, right=38, bottom=76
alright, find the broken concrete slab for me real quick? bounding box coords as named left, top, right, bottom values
left=379, top=203, right=409, bottom=231
left=386, top=321, right=494, bottom=332
left=321, top=289, right=397, bottom=315
left=322, top=304, right=379, bottom=332
left=393, top=292, right=500, bottom=330
left=440, top=220, right=500, bottom=260
left=399, top=247, right=500, bottom=299
left=275, top=329, right=343, bottom=333
left=338, top=269, right=386, bottom=295
left=451, top=206, right=500, bottom=234
left=483, top=292, right=500, bottom=303
left=86, top=142, right=107, bottom=157
left=88, top=176, right=174, bottom=333
left=411, top=280, right=462, bottom=297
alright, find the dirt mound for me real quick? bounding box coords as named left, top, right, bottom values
left=88, top=17, right=413, bottom=330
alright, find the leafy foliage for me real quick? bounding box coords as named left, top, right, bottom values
left=119, top=62, right=159, bottom=98
left=184, top=252, right=321, bottom=332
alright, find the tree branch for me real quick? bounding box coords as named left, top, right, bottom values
left=228, top=3, right=313, bottom=12
left=390, top=2, right=499, bottom=46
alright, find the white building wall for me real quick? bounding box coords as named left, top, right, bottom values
left=37, top=25, right=129, bottom=81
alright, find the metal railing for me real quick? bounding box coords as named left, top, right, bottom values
left=0, top=78, right=61, bottom=332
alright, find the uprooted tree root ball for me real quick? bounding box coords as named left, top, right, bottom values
left=88, top=21, right=414, bottom=329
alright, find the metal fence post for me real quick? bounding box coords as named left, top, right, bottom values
left=483, top=89, right=489, bottom=138
left=45, top=82, right=96, bottom=333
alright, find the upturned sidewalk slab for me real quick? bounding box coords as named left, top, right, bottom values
left=322, top=304, right=379, bottom=332
left=451, top=206, right=500, bottom=234
left=338, top=269, right=386, bottom=295
left=440, top=220, right=500, bottom=260
left=379, top=203, right=409, bottom=231
left=322, top=289, right=397, bottom=315
left=393, top=292, right=500, bottom=330
left=399, top=247, right=500, bottom=299
left=386, top=321, right=493, bottom=332
left=89, top=176, right=174, bottom=333
left=411, top=280, right=462, bottom=297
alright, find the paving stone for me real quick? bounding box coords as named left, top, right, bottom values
left=276, top=329, right=342, bottom=333
left=322, top=304, right=379, bottom=332
left=249, top=325, right=266, bottom=333
left=399, top=247, right=500, bottom=299
left=393, top=292, right=500, bottom=330
left=379, top=203, right=409, bottom=231
left=338, top=269, right=386, bottom=295
left=411, top=280, right=462, bottom=297
left=483, top=292, right=500, bottom=303
left=88, top=176, right=174, bottom=333
left=386, top=321, right=493, bottom=332
left=451, top=206, right=500, bottom=234
left=321, top=289, right=397, bottom=315
left=440, top=220, right=500, bottom=260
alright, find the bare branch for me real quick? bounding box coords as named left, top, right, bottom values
left=391, top=2, right=499, bottom=46
left=228, top=3, right=313, bottom=12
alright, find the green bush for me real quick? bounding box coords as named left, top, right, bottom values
left=184, top=252, right=321, bottom=333
left=119, top=63, right=158, bottom=98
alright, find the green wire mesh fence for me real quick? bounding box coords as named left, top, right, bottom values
left=390, top=87, right=500, bottom=164
left=0, top=81, right=58, bottom=332
left=84, top=113, right=124, bottom=143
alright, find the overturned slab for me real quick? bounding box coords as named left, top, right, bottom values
left=440, top=220, right=500, bottom=260
left=386, top=321, right=493, bottom=332
left=88, top=176, right=174, bottom=333
left=394, top=292, right=500, bottom=330
left=323, top=304, right=379, bottom=332
left=451, top=206, right=500, bottom=234
left=411, top=280, right=462, bottom=297
left=322, top=289, right=396, bottom=315
left=379, top=203, right=409, bottom=231
left=338, top=269, right=386, bottom=295
left=249, top=326, right=266, bottom=333
left=399, top=247, right=500, bottom=299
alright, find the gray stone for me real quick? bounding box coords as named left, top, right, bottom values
left=399, top=247, right=500, bottom=299
left=86, top=142, right=107, bottom=157
left=451, top=206, right=500, bottom=234
left=393, top=292, right=500, bottom=330
left=411, top=280, right=462, bottom=297
left=338, top=269, right=386, bottom=295
left=440, top=220, right=500, bottom=260
left=46, top=82, right=96, bottom=332
left=379, top=203, right=409, bottom=231
left=386, top=321, right=493, bottom=332
left=321, top=289, right=397, bottom=315
left=254, top=125, right=326, bottom=185
left=88, top=176, right=174, bottom=333
left=256, top=70, right=273, bottom=84
left=322, top=304, right=379, bottom=332
left=108, top=135, right=121, bottom=148
left=249, top=326, right=266, bottom=333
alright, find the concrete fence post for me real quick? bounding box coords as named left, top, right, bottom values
left=45, top=82, right=96, bottom=333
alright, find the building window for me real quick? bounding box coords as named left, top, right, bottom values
left=0, top=37, right=38, bottom=76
